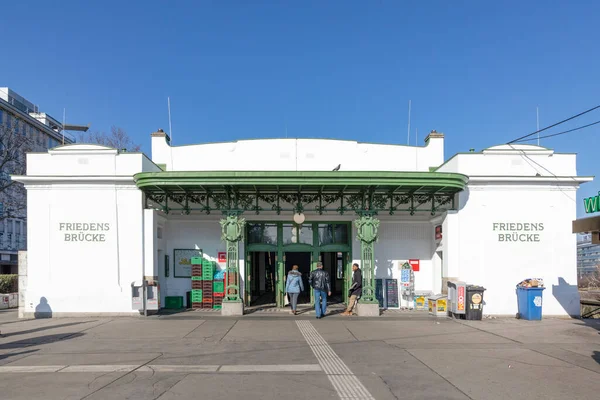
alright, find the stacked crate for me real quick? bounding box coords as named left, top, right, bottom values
left=190, top=257, right=226, bottom=310
left=201, top=260, right=214, bottom=309
left=191, top=257, right=204, bottom=309
left=213, top=279, right=224, bottom=309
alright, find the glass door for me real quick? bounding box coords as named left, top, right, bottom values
left=245, top=252, right=252, bottom=306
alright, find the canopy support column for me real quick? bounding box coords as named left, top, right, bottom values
left=220, top=213, right=246, bottom=315
left=354, top=213, right=380, bottom=316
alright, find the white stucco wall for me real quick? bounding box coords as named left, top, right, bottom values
left=443, top=184, right=580, bottom=316
left=151, top=134, right=445, bottom=173
left=437, top=144, right=588, bottom=316
left=16, top=145, right=160, bottom=316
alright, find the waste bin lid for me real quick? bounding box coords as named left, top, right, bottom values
left=415, top=291, right=433, bottom=296
left=429, top=294, right=446, bottom=300
left=467, top=285, right=486, bottom=290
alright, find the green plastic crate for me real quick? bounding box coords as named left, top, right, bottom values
left=213, top=304, right=222, bottom=310
left=164, top=296, right=183, bottom=309
left=191, top=276, right=203, bottom=281
left=191, top=293, right=203, bottom=302
left=213, top=281, right=224, bottom=292
left=191, top=257, right=203, bottom=265
left=191, top=289, right=202, bottom=297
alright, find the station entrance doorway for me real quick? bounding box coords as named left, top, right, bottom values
left=246, top=251, right=277, bottom=306
left=244, top=222, right=353, bottom=308
left=284, top=252, right=311, bottom=305
left=245, top=250, right=348, bottom=308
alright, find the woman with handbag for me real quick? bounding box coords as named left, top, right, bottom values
left=285, top=264, right=304, bottom=315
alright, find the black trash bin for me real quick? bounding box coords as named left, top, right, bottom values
left=465, top=285, right=486, bottom=320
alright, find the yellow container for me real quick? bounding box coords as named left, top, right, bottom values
left=415, top=296, right=427, bottom=311
left=429, top=295, right=447, bottom=317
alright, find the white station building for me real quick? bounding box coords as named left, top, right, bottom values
left=13, top=129, right=591, bottom=317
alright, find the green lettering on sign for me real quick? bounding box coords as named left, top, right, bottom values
left=584, top=192, right=600, bottom=214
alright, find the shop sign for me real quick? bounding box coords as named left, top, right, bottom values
left=435, top=225, right=442, bottom=240
left=457, top=286, right=465, bottom=311
left=584, top=192, right=600, bottom=214
left=400, top=262, right=411, bottom=287
left=59, top=222, right=110, bottom=242
left=492, top=222, right=544, bottom=242
left=409, top=259, right=420, bottom=272
left=218, top=252, right=226, bottom=263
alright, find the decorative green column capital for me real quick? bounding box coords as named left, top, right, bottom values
left=355, top=214, right=380, bottom=304
left=354, top=214, right=380, bottom=244
left=220, top=214, right=246, bottom=303
left=220, top=214, right=246, bottom=242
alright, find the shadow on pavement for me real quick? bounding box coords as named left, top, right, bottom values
left=577, top=318, right=600, bottom=333
left=244, top=305, right=279, bottom=315
left=0, top=321, right=96, bottom=338
left=0, top=332, right=85, bottom=350
left=0, top=349, right=38, bottom=361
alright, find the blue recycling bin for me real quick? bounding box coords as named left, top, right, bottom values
left=516, top=287, right=545, bottom=320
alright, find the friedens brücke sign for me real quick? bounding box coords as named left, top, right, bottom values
left=59, top=223, right=110, bottom=242
left=492, top=222, right=544, bottom=242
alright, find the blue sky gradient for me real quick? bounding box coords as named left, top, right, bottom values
left=3, top=1, right=599, bottom=215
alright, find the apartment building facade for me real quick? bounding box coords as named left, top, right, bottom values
left=0, top=87, right=81, bottom=274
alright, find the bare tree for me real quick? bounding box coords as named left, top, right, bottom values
left=79, top=126, right=141, bottom=152
left=0, top=119, right=32, bottom=221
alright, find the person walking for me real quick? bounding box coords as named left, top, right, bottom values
left=309, top=262, right=331, bottom=319
left=342, top=263, right=362, bottom=316
left=285, top=264, right=304, bottom=315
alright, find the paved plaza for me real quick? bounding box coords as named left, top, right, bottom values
left=0, top=308, right=599, bottom=400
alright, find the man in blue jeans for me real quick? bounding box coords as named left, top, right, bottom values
left=309, top=262, right=331, bottom=319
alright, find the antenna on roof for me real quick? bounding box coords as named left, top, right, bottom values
left=62, top=108, right=66, bottom=145
left=168, top=97, right=174, bottom=170
left=407, top=100, right=412, bottom=145
left=168, top=97, right=173, bottom=144
left=536, top=106, right=540, bottom=146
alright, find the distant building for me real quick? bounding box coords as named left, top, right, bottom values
left=577, top=233, right=600, bottom=278
left=0, top=87, right=87, bottom=274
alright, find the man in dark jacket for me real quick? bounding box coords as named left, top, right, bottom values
left=309, top=262, right=331, bottom=319
left=342, top=263, right=362, bottom=316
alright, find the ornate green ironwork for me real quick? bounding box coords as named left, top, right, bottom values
left=145, top=189, right=457, bottom=216
left=220, top=214, right=246, bottom=302
left=137, top=171, right=466, bottom=216
left=354, top=214, right=380, bottom=304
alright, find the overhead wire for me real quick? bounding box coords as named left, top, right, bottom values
left=513, top=120, right=600, bottom=143
left=507, top=104, right=600, bottom=144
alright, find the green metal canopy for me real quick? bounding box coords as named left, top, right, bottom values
left=134, top=171, right=468, bottom=215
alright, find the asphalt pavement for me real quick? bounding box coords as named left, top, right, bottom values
left=1, top=308, right=599, bottom=400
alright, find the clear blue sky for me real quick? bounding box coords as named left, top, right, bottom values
left=3, top=1, right=600, bottom=215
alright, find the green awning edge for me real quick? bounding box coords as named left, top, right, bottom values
left=134, top=170, right=469, bottom=193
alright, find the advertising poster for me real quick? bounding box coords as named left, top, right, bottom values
left=174, top=249, right=202, bottom=278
